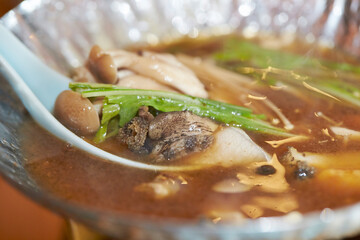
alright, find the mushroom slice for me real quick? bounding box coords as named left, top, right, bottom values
left=72, top=66, right=98, bottom=83
left=79, top=46, right=208, bottom=97
left=117, top=75, right=177, bottom=92
left=108, top=49, right=208, bottom=97
left=142, top=51, right=196, bottom=76
left=116, top=69, right=135, bottom=79
left=87, top=45, right=118, bottom=84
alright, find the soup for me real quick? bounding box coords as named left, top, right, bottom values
left=24, top=35, right=360, bottom=222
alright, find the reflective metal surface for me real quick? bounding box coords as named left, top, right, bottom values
left=1, top=0, right=360, bottom=239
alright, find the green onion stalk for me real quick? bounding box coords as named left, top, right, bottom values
left=69, top=82, right=295, bottom=143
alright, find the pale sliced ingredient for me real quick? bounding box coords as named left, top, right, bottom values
left=109, top=50, right=208, bottom=97
left=78, top=46, right=208, bottom=97
left=72, top=66, right=97, bottom=83
left=266, top=135, right=308, bottom=148
left=237, top=154, right=289, bottom=193
left=212, top=178, right=251, bottom=193
left=253, top=195, right=298, bottom=213
left=240, top=204, right=264, bottom=219
left=177, top=54, right=295, bottom=129
left=135, top=174, right=185, bottom=199
left=116, top=69, right=135, bottom=79
left=287, top=147, right=360, bottom=190
left=330, top=126, right=360, bottom=141
left=287, top=147, right=360, bottom=170
left=187, top=127, right=270, bottom=167
left=117, top=75, right=177, bottom=92
left=177, top=54, right=252, bottom=86
left=206, top=210, right=246, bottom=224
left=142, top=51, right=195, bottom=75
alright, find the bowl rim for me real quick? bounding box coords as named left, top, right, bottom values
left=1, top=0, right=360, bottom=238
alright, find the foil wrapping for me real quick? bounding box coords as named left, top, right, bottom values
left=1, top=0, right=360, bottom=74
left=1, top=1, right=360, bottom=239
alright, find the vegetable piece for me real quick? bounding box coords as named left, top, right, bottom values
left=88, top=45, right=118, bottom=84
left=54, top=90, right=100, bottom=135
left=214, top=38, right=360, bottom=74
left=285, top=147, right=360, bottom=170
left=187, top=127, right=270, bottom=166
left=135, top=173, right=185, bottom=199
left=94, top=103, right=120, bottom=143
left=214, top=38, right=360, bottom=107
left=69, top=82, right=295, bottom=143
left=236, top=154, right=290, bottom=193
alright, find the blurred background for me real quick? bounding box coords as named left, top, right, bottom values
left=0, top=0, right=21, bottom=16
left=0, top=1, right=65, bottom=240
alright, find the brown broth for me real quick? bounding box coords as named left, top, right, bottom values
left=24, top=36, right=360, bottom=222
left=23, top=119, right=360, bottom=220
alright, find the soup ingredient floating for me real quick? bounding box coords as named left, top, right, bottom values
left=64, top=82, right=294, bottom=143
left=54, top=45, right=302, bottom=166
left=214, top=38, right=360, bottom=107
